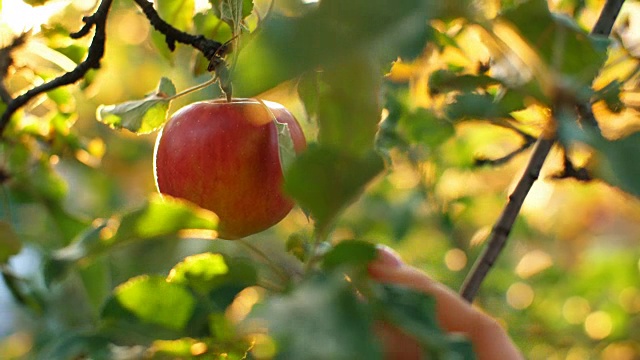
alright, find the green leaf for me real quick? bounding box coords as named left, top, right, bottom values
left=244, top=273, right=381, bottom=359
left=105, top=275, right=196, bottom=331
left=428, top=70, right=502, bottom=95
left=297, top=71, right=320, bottom=122
left=595, top=80, right=624, bottom=113
left=316, top=57, right=383, bottom=156
left=445, top=91, right=524, bottom=122
left=322, top=240, right=377, bottom=271
left=558, top=121, right=640, bottom=198
left=275, top=119, right=296, bottom=175
left=168, top=253, right=255, bottom=295
left=402, top=108, right=455, bottom=148
left=38, top=333, right=112, bottom=360
left=0, top=221, right=21, bottom=264
left=96, top=77, right=176, bottom=134
left=498, top=0, right=608, bottom=89
left=233, top=0, right=434, bottom=96
left=284, top=145, right=385, bottom=234
left=213, top=0, right=244, bottom=34
left=373, top=284, right=475, bottom=359
left=45, top=195, right=218, bottom=285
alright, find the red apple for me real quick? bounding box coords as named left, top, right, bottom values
left=154, top=98, right=306, bottom=239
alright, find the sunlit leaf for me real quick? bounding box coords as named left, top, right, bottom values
left=96, top=77, right=176, bottom=134
left=233, top=0, right=434, bottom=96
left=284, top=145, right=385, bottom=234
left=244, top=273, right=381, bottom=359
left=45, top=195, right=218, bottom=285
left=104, top=275, right=196, bottom=331
left=171, top=253, right=253, bottom=298
left=212, top=0, right=243, bottom=33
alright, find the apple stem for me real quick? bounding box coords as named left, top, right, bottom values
left=166, top=76, right=219, bottom=101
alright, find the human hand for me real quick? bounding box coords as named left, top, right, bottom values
left=368, top=246, right=524, bottom=360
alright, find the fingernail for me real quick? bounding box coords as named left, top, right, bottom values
left=373, top=244, right=404, bottom=268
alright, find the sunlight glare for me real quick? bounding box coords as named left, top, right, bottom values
left=0, top=0, right=70, bottom=35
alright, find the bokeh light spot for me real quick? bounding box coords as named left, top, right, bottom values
left=115, top=11, right=149, bottom=45
left=601, top=342, right=638, bottom=360
left=515, top=249, right=553, bottom=278
left=444, top=248, right=467, bottom=271
left=618, top=287, right=640, bottom=313
left=506, top=282, right=534, bottom=310
left=562, top=296, right=591, bottom=324
left=584, top=311, right=613, bottom=340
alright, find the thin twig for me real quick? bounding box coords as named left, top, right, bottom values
left=474, top=135, right=536, bottom=167
left=0, top=0, right=113, bottom=137
left=460, top=137, right=554, bottom=302
left=577, top=0, right=626, bottom=130
left=459, top=0, right=626, bottom=302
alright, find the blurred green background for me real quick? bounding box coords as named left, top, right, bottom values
left=1, top=0, right=640, bottom=359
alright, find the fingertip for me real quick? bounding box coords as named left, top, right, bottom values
left=371, top=244, right=404, bottom=268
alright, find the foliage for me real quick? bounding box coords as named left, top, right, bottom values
left=1, top=0, right=640, bottom=359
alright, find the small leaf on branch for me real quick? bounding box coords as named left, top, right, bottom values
left=96, top=77, right=176, bottom=134
left=428, top=69, right=502, bottom=95
left=558, top=120, right=640, bottom=198
left=212, top=0, right=246, bottom=34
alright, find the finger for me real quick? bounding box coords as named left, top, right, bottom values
left=369, top=262, right=523, bottom=360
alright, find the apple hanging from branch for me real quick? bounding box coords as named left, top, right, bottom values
left=154, top=98, right=307, bottom=239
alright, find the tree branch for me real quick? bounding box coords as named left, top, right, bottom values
left=459, top=0, right=626, bottom=303
left=0, top=0, right=113, bottom=137
left=0, top=0, right=224, bottom=139
left=460, top=137, right=554, bottom=302
left=131, top=0, right=222, bottom=60
left=0, top=33, right=28, bottom=104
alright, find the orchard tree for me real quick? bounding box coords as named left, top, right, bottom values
left=1, top=0, right=639, bottom=359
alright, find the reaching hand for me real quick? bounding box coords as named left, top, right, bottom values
left=368, top=246, right=524, bottom=360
